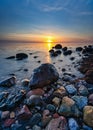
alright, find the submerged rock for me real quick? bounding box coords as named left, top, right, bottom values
left=63, top=50, right=72, bottom=56
left=55, top=44, right=62, bottom=49
left=6, top=56, right=15, bottom=59
left=16, top=53, right=28, bottom=60
left=29, top=63, right=59, bottom=89
left=0, top=76, right=16, bottom=87
left=76, top=47, right=83, bottom=52
left=83, top=106, right=93, bottom=127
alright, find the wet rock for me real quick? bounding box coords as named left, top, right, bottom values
left=33, top=56, right=38, bottom=59
left=0, top=92, right=9, bottom=102
left=11, top=120, right=22, bottom=130
left=70, top=57, right=75, bottom=61
left=45, top=116, right=67, bottom=130
left=21, top=79, right=29, bottom=86
left=26, top=88, right=44, bottom=98
left=29, top=63, right=59, bottom=89
left=65, top=84, right=77, bottom=95
left=58, top=96, right=81, bottom=117
left=0, top=76, right=16, bottom=87
left=24, top=68, right=28, bottom=72
left=49, top=49, right=54, bottom=53
left=29, top=113, right=42, bottom=127
left=53, top=86, right=67, bottom=98
left=32, top=125, right=41, bottom=130
left=46, top=104, right=56, bottom=112
left=62, top=47, right=67, bottom=51
left=78, top=85, right=89, bottom=96
left=17, top=105, right=32, bottom=120
left=63, top=50, right=72, bottom=56
left=83, top=106, right=93, bottom=127
left=52, top=97, right=60, bottom=106
left=88, top=94, right=93, bottom=105
left=62, top=68, right=66, bottom=72
left=6, top=56, right=15, bottom=59
left=26, top=95, right=44, bottom=107
left=16, top=53, right=28, bottom=60
left=68, top=118, right=79, bottom=130
left=76, top=47, right=83, bottom=52
left=83, top=124, right=92, bottom=130
left=85, top=70, right=93, bottom=84
left=1, top=111, right=10, bottom=120
left=55, top=44, right=62, bottom=49
left=55, top=50, right=62, bottom=55
left=4, top=118, right=15, bottom=127
left=72, top=96, right=88, bottom=110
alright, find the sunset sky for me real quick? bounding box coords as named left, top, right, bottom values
left=0, top=0, right=93, bottom=42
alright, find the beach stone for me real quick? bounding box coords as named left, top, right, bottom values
left=76, top=47, right=83, bottom=52
left=53, top=113, right=60, bottom=118
left=53, top=86, right=66, bottom=98
left=16, top=53, right=28, bottom=60
left=68, top=118, right=79, bottom=130
left=21, top=79, right=29, bottom=86
left=29, top=113, right=42, bottom=127
left=1, top=111, right=10, bottom=119
left=83, top=124, right=92, bottom=130
left=72, top=96, right=88, bottom=110
left=65, top=84, right=77, bottom=95
left=29, top=63, right=59, bottom=89
left=6, top=56, right=15, bottom=59
left=0, top=92, right=9, bottom=102
left=32, top=125, right=41, bottom=130
left=0, top=76, right=16, bottom=87
left=4, top=118, right=15, bottom=127
left=17, top=105, right=32, bottom=120
left=45, top=116, right=67, bottom=130
left=52, top=97, right=60, bottom=106
left=55, top=44, right=62, bottom=49
left=63, top=50, right=72, bottom=55
left=26, top=95, right=43, bottom=107
left=83, top=106, right=93, bottom=127
left=58, top=96, right=81, bottom=117
left=26, top=88, right=44, bottom=98
left=46, top=104, right=56, bottom=112
left=88, top=94, right=93, bottom=105
left=62, top=47, right=67, bottom=51
left=10, top=112, right=15, bottom=119
left=85, top=70, right=93, bottom=84
left=78, top=85, right=89, bottom=96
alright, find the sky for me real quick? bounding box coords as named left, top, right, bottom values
left=0, top=0, right=93, bottom=42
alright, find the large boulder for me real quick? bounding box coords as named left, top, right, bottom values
left=29, top=63, right=59, bottom=89
left=55, top=44, right=62, bottom=49
left=83, top=106, right=93, bottom=127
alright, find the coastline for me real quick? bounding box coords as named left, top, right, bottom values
left=0, top=44, right=93, bottom=129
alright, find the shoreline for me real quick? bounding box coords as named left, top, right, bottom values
left=0, top=44, right=93, bottom=129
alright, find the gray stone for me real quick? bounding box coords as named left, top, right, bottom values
left=65, top=84, right=77, bottom=95
left=68, top=118, right=79, bottom=130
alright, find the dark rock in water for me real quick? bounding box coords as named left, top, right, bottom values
left=82, top=46, right=93, bottom=54
left=24, top=68, right=28, bottom=72
left=6, top=56, right=15, bottom=59
left=70, top=57, right=75, bottom=61
left=29, top=63, right=59, bottom=89
left=0, top=76, right=16, bottom=87
left=33, top=56, right=38, bottom=59
left=50, top=51, right=58, bottom=57
left=21, top=79, right=29, bottom=86
left=62, top=68, right=66, bottom=72
left=56, top=50, right=62, bottom=55
left=55, top=44, right=62, bottom=49
left=62, top=47, right=67, bottom=51
left=0, top=92, right=9, bottom=102
left=49, top=49, right=54, bottom=53
left=76, top=47, right=83, bottom=52
left=29, top=113, right=42, bottom=127
left=63, top=50, right=72, bottom=56
left=16, top=53, right=28, bottom=60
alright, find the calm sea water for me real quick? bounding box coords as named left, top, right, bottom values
left=0, top=42, right=92, bottom=84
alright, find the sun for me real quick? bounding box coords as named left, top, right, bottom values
left=47, top=36, right=53, bottom=43
left=47, top=39, right=52, bottom=43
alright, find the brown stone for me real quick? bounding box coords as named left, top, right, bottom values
left=4, top=118, right=15, bottom=127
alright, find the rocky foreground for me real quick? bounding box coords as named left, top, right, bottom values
left=0, top=44, right=93, bottom=130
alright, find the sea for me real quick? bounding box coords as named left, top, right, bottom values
left=0, top=42, right=93, bottom=89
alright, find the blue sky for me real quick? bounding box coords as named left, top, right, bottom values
left=0, top=0, right=93, bottom=42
